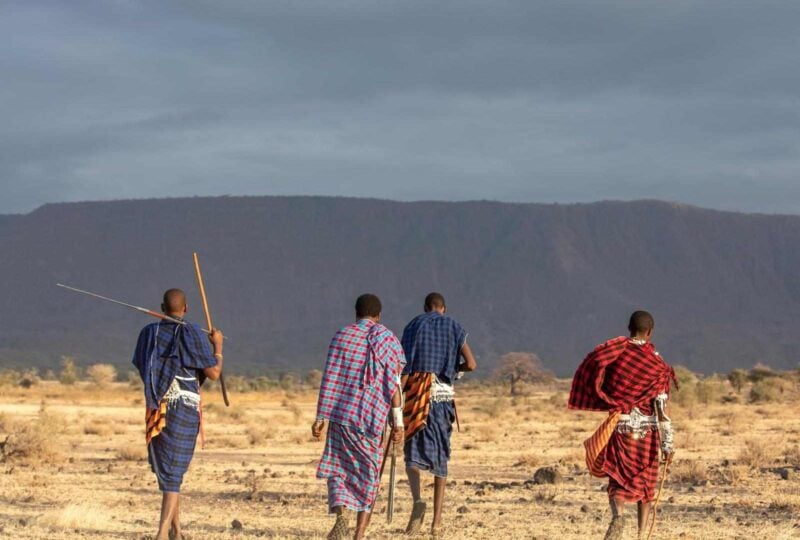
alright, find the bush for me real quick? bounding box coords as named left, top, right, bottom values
left=695, top=377, right=725, bottom=404
left=18, top=369, right=40, bottom=389
left=59, top=357, right=79, bottom=385
left=748, top=363, right=777, bottom=382
left=728, top=369, right=748, bottom=393
left=749, top=377, right=792, bottom=403
left=305, top=369, right=323, bottom=389
left=0, top=410, right=65, bottom=465
left=739, top=439, right=774, bottom=469
left=0, top=369, right=20, bottom=387
left=86, top=364, right=117, bottom=388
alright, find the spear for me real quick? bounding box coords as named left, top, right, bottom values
left=56, top=283, right=216, bottom=333
left=193, top=252, right=230, bottom=407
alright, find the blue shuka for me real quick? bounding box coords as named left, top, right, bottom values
left=401, top=312, right=467, bottom=477
left=401, top=312, right=467, bottom=384
left=132, top=319, right=217, bottom=492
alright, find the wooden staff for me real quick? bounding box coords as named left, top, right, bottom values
left=193, top=252, right=230, bottom=407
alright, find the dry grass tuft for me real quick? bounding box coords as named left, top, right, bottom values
left=0, top=411, right=65, bottom=465
left=739, top=439, right=775, bottom=469
left=83, top=423, right=112, bottom=436
left=670, top=459, right=708, bottom=484
left=247, top=423, right=276, bottom=446
left=116, top=444, right=147, bottom=461
left=38, top=502, right=113, bottom=530
left=514, top=453, right=541, bottom=468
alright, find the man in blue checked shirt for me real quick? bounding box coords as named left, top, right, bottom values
left=401, top=292, right=477, bottom=537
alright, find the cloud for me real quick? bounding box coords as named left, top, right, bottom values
left=1, top=1, right=799, bottom=214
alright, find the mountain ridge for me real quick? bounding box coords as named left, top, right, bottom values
left=0, top=195, right=798, bottom=376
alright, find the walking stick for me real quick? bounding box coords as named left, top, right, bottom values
left=387, top=440, right=397, bottom=524
left=646, top=459, right=670, bottom=540
left=193, top=252, right=230, bottom=407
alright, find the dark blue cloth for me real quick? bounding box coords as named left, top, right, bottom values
left=401, top=312, right=467, bottom=384
left=404, top=401, right=455, bottom=477
left=148, top=400, right=200, bottom=493
left=132, top=320, right=217, bottom=409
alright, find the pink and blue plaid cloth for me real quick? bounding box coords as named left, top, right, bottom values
left=315, top=319, right=406, bottom=439
left=316, top=318, right=405, bottom=511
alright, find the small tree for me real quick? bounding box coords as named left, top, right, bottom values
left=728, top=369, right=748, bottom=393
left=59, top=357, right=78, bottom=385
left=493, top=352, right=554, bottom=396
left=86, top=364, right=117, bottom=388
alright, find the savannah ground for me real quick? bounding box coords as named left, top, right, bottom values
left=1, top=376, right=799, bottom=539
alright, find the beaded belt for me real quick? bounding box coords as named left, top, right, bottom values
left=615, top=408, right=659, bottom=440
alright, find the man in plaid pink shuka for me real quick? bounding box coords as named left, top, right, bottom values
left=312, top=294, right=406, bottom=540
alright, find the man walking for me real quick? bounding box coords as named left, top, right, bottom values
left=132, top=288, right=224, bottom=540
left=401, top=292, right=477, bottom=537
left=312, top=294, right=406, bottom=540
left=568, top=310, right=675, bottom=540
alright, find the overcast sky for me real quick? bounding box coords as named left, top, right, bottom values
left=2, top=1, right=799, bottom=215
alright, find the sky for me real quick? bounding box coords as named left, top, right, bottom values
left=2, top=1, right=799, bottom=215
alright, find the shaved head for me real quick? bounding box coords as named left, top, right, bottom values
left=628, top=310, right=655, bottom=336
left=424, top=292, right=446, bottom=312
left=162, top=288, right=187, bottom=314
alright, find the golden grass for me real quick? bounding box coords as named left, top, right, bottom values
left=38, top=502, right=113, bottom=531
left=1, top=380, right=800, bottom=539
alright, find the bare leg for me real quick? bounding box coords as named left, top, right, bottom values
left=637, top=501, right=652, bottom=538
left=168, top=495, right=181, bottom=539
left=604, top=499, right=626, bottom=540
left=156, top=492, right=180, bottom=540
left=431, top=476, right=446, bottom=533
left=609, top=498, right=624, bottom=518
left=406, top=466, right=421, bottom=502
left=405, top=467, right=427, bottom=534
left=353, top=511, right=371, bottom=540
left=327, top=506, right=350, bottom=540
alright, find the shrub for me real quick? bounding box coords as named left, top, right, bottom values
left=728, top=369, right=748, bottom=393
left=59, top=357, right=79, bottom=385
left=739, top=439, right=774, bottom=469
left=0, top=369, right=20, bottom=387
left=695, top=377, right=724, bottom=404
left=18, top=369, right=40, bottom=389
left=126, top=370, right=143, bottom=390
left=86, top=364, right=117, bottom=388
left=749, top=377, right=791, bottom=403
left=0, top=410, right=65, bottom=465
left=748, top=363, right=777, bottom=382
left=670, top=460, right=708, bottom=484
left=305, top=369, right=323, bottom=389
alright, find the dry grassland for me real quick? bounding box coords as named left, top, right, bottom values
left=1, top=381, right=800, bottom=539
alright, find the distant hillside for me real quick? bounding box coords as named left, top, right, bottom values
left=0, top=196, right=798, bottom=376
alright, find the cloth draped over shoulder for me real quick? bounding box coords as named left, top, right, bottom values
left=568, top=336, right=674, bottom=414
left=401, top=312, right=466, bottom=384
left=132, top=320, right=217, bottom=410
left=131, top=320, right=217, bottom=492
left=316, top=319, right=406, bottom=512
left=568, top=337, right=675, bottom=502
left=401, top=312, right=466, bottom=478
left=315, top=319, right=406, bottom=439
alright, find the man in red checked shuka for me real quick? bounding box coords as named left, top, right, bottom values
left=568, top=311, right=676, bottom=540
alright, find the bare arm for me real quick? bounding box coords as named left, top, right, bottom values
left=458, top=342, right=477, bottom=372
left=202, top=328, right=224, bottom=381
